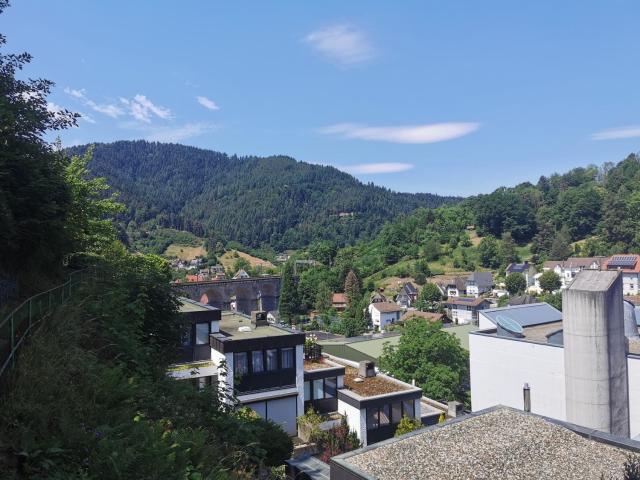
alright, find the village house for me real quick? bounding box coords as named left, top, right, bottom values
left=465, top=272, right=493, bottom=298
left=505, top=261, right=537, bottom=287
left=368, top=301, right=402, bottom=331
left=603, top=254, right=640, bottom=295
left=435, top=276, right=467, bottom=297
left=395, top=282, right=418, bottom=308
left=232, top=268, right=250, bottom=279
left=443, top=297, right=492, bottom=325
left=332, top=293, right=347, bottom=312
left=541, top=256, right=605, bottom=289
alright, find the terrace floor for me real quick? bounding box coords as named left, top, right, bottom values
left=342, top=366, right=409, bottom=397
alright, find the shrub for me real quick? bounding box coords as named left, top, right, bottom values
left=394, top=415, right=423, bottom=437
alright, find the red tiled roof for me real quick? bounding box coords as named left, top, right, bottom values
left=603, top=254, right=640, bottom=274
left=332, top=293, right=347, bottom=304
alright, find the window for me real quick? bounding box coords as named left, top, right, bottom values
left=392, top=402, right=402, bottom=424
left=403, top=400, right=415, bottom=419
left=234, top=352, right=248, bottom=376
left=281, top=347, right=294, bottom=369
left=195, top=322, right=209, bottom=345
left=324, top=377, right=337, bottom=398
left=367, top=407, right=379, bottom=429
left=266, top=349, right=278, bottom=371
left=380, top=404, right=390, bottom=426
left=252, top=351, right=264, bottom=373
left=304, top=381, right=311, bottom=401
left=313, top=379, right=323, bottom=400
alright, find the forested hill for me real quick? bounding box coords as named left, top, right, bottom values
left=69, top=141, right=460, bottom=250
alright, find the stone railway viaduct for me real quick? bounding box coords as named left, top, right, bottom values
left=173, top=276, right=281, bottom=315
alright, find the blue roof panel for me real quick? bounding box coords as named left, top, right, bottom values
left=482, top=303, right=562, bottom=327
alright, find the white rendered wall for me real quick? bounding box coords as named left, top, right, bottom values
left=628, top=356, right=640, bottom=438
left=623, top=273, right=640, bottom=295
left=478, top=312, right=494, bottom=330
left=295, top=344, right=304, bottom=423
left=470, top=333, right=566, bottom=421
left=339, top=399, right=366, bottom=445
left=452, top=307, right=473, bottom=325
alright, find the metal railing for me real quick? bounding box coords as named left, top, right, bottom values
left=0, top=268, right=95, bottom=379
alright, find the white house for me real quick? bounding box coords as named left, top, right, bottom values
left=541, top=257, right=604, bottom=289
left=443, top=297, right=492, bottom=325
left=603, top=254, right=640, bottom=295
left=465, top=272, right=493, bottom=298
left=368, top=301, right=402, bottom=331
left=470, top=270, right=640, bottom=439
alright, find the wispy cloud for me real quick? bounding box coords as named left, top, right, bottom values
left=64, top=87, right=124, bottom=118
left=120, top=95, right=171, bottom=123
left=319, top=122, right=480, bottom=144
left=144, top=123, right=217, bottom=143
left=304, top=24, right=374, bottom=66
left=65, top=88, right=171, bottom=123
left=197, top=96, right=220, bottom=111
left=340, top=162, right=414, bottom=174
left=591, top=125, right=640, bottom=140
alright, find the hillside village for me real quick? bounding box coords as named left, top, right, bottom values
left=4, top=1, right=640, bottom=479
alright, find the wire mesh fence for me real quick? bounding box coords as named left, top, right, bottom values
left=0, top=267, right=96, bottom=379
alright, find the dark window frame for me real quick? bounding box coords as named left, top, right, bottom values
left=367, top=399, right=415, bottom=431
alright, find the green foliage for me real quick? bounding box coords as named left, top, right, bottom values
left=505, top=272, right=527, bottom=295
left=394, top=415, right=423, bottom=437
left=538, top=270, right=561, bottom=292
left=478, top=236, right=500, bottom=269
left=539, top=291, right=562, bottom=311
left=344, top=270, right=361, bottom=312
left=549, top=225, right=573, bottom=260
left=416, top=283, right=442, bottom=312
left=499, top=232, right=519, bottom=266
left=317, top=418, right=360, bottom=463
left=0, top=252, right=292, bottom=478
left=379, top=318, right=469, bottom=402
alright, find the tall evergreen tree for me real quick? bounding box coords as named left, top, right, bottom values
left=278, top=260, right=298, bottom=323
left=549, top=226, right=572, bottom=260
left=344, top=270, right=361, bottom=311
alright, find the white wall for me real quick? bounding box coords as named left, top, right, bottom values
left=628, top=356, right=640, bottom=438
left=451, top=307, right=473, bottom=325
left=623, top=273, right=640, bottom=295
left=470, top=332, right=566, bottom=421
left=339, top=399, right=366, bottom=445
left=478, top=311, right=495, bottom=330
left=295, top=344, right=304, bottom=421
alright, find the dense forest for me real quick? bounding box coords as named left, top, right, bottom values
left=67, top=141, right=460, bottom=251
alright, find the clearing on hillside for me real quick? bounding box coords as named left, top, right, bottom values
left=164, top=244, right=207, bottom=261
left=220, top=250, right=275, bottom=271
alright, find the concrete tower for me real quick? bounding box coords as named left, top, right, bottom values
left=563, top=269, right=630, bottom=437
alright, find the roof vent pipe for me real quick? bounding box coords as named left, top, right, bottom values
left=523, top=383, right=531, bottom=413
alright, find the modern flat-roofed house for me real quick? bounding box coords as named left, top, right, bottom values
left=168, top=300, right=305, bottom=436
left=443, top=297, right=491, bottom=325
left=469, top=270, right=640, bottom=439
left=505, top=261, right=537, bottom=287
left=603, top=254, right=640, bottom=295
left=368, top=301, right=402, bottom=331
left=542, top=256, right=604, bottom=289
left=465, top=272, right=493, bottom=298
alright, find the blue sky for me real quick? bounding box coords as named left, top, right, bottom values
left=4, top=1, right=640, bottom=195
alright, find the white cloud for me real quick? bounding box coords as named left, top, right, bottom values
left=64, top=87, right=123, bottom=118
left=340, top=162, right=414, bottom=174
left=319, top=122, right=480, bottom=144
left=304, top=24, right=374, bottom=66
left=591, top=125, right=640, bottom=140
left=46, top=101, right=63, bottom=113
left=65, top=88, right=171, bottom=122
left=79, top=112, right=96, bottom=124
left=144, top=122, right=217, bottom=143
left=197, top=96, right=220, bottom=111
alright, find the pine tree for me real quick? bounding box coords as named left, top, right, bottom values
left=278, top=261, right=298, bottom=323
left=344, top=270, right=361, bottom=311
left=549, top=226, right=572, bottom=260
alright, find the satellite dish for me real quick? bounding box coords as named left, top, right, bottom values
left=496, top=314, right=524, bottom=337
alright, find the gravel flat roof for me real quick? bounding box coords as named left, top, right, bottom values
left=341, top=408, right=637, bottom=480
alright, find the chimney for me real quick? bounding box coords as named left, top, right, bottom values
left=358, top=360, right=376, bottom=378
left=251, top=310, right=268, bottom=328
left=563, top=270, right=630, bottom=437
